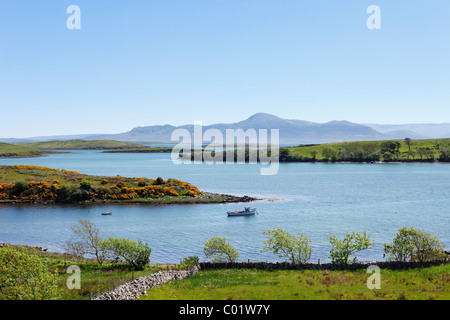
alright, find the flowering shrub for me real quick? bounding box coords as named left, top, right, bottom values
left=15, top=181, right=57, bottom=200
left=9, top=165, right=80, bottom=175
left=116, top=180, right=126, bottom=188
left=0, top=166, right=202, bottom=202
left=0, top=183, right=14, bottom=200
left=137, top=180, right=147, bottom=187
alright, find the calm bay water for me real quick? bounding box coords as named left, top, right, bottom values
left=0, top=151, right=449, bottom=263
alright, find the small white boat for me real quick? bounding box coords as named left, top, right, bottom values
left=101, top=211, right=112, bottom=216
left=227, top=206, right=257, bottom=216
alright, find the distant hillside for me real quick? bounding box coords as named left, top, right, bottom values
left=0, top=142, right=47, bottom=158
left=3, top=113, right=450, bottom=144
left=19, top=139, right=149, bottom=150
left=89, top=113, right=389, bottom=144
left=366, top=123, right=450, bottom=139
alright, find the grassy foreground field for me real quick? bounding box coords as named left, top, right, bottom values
left=140, top=266, right=450, bottom=300
left=1, top=244, right=448, bottom=300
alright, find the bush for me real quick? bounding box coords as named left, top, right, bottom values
left=155, top=177, right=164, bottom=185
left=0, top=245, right=60, bottom=300
left=79, top=180, right=91, bottom=191
left=180, top=256, right=199, bottom=269
left=384, top=226, right=445, bottom=262
left=203, top=237, right=239, bottom=263
left=137, top=180, right=147, bottom=187
left=69, top=188, right=92, bottom=201
left=56, top=185, right=72, bottom=202
left=329, top=230, right=374, bottom=264
left=104, top=237, right=151, bottom=270
left=13, top=181, right=27, bottom=195
left=261, top=228, right=312, bottom=263
left=116, top=180, right=126, bottom=188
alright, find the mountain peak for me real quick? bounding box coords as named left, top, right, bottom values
left=245, top=113, right=282, bottom=122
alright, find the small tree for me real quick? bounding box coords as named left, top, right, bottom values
left=404, top=137, right=412, bottom=152
left=63, top=219, right=109, bottom=264
left=79, top=180, right=91, bottom=191
left=384, top=227, right=445, bottom=262
left=0, top=245, right=60, bottom=300
left=56, top=185, right=72, bottom=202
left=180, top=256, right=200, bottom=269
left=322, top=148, right=336, bottom=161
left=279, top=148, right=291, bottom=162
left=329, top=230, right=374, bottom=264
left=104, top=237, right=151, bottom=270
left=13, top=181, right=27, bottom=196
left=261, top=228, right=312, bottom=263
left=203, top=237, right=239, bottom=263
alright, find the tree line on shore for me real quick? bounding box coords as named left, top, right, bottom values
left=185, top=138, right=450, bottom=163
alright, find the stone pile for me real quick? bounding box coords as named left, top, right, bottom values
left=93, top=266, right=199, bottom=300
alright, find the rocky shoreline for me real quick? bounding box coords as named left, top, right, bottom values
left=0, top=192, right=261, bottom=206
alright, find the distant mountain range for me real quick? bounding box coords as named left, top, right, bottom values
left=2, top=113, right=450, bottom=145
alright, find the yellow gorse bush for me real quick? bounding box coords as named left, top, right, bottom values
left=0, top=166, right=202, bottom=202
left=9, top=165, right=80, bottom=175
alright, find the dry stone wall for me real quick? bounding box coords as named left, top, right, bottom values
left=93, top=266, right=199, bottom=300
left=199, top=259, right=448, bottom=271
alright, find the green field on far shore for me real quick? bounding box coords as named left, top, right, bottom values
left=283, top=138, right=450, bottom=162
left=19, top=139, right=148, bottom=150
left=0, top=142, right=49, bottom=158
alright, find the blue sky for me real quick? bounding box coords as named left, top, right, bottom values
left=1, top=1, right=449, bottom=138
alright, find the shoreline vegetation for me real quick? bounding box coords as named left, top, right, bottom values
left=0, top=165, right=259, bottom=205
left=187, top=138, right=450, bottom=163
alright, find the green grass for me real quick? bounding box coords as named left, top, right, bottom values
left=285, top=138, right=450, bottom=162
left=0, top=142, right=47, bottom=158
left=3, top=245, right=449, bottom=300
left=3, top=245, right=165, bottom=300
left=0, top=165, right=170, bottom=190
left=19, top=139, right=148, bottom=150
left=102, top=147, right=173, bottom=153
left=0, top=139, right=151, bottom=158
left=140, top=265, right=450, bottom=300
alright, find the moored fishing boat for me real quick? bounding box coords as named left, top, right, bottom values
left=227, top=206, right=257, bottom=216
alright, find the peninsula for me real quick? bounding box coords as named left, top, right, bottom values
left=0, top=165, right=257, bottom=205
